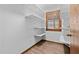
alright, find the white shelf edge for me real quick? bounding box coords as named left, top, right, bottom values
left=35, top=33, right=46, bottom=37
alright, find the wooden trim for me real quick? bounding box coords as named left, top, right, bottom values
left=46, top=29, right=61, bottom=31
left=46, top=10, right=62, bottom=31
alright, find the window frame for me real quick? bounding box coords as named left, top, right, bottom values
left=46, top=10, right=62, bottom=31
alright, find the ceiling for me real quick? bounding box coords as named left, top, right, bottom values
left=36, top=4, right=69, bottom=12
left=0, top=4, right=25, bottom=15
left=0, top=4, right=69, bottom=18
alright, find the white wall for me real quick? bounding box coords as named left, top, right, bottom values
left=0, top=4, right=70, bottom=53
left=46, top=5, right=70, bottom=43
left=37, top=4, right=70, bottom=43
left=0, top=5, right=43, bottom=54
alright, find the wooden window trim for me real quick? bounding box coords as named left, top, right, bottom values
left=46, top=10, right=62, bottom=31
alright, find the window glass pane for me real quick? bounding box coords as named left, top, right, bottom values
left=48, top=19, right=54, bottom=29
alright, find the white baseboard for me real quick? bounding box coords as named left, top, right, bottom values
left=43, top=39, right=69, bottom=45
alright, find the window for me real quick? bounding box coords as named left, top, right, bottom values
left=46, top=10, right=62, bottom=31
